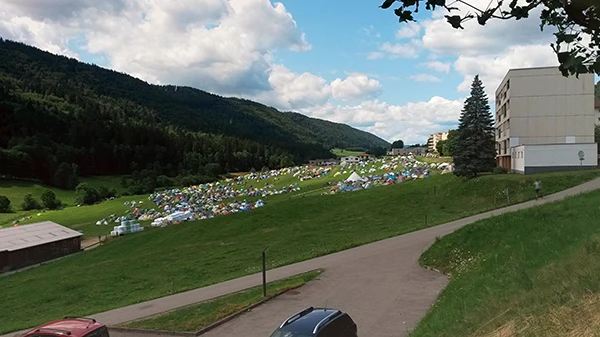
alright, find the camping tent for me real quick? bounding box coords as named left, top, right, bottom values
left=346, top=171, right=366, bottom=183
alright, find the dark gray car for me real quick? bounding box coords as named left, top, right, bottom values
left=269, top=307, right=358, bottom=337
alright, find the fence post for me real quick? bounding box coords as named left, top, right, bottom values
left=262, top=246, right=270, bottom=297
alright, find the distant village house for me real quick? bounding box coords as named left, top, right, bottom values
left=390, top=147, right=427, bottom=156
left=308, top=158, right=340, bottom=166
left=340, top=156, right=361, bottom=165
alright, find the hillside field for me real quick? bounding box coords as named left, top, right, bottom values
left=0, top=176, right=127, bottom=229
left=1, top=170, right=599, bottom=333
left=331, top=148, right=365, bottom=158
left=3, top=162, right=393, bottom=236
left=412, top=188, right=600, bottom=337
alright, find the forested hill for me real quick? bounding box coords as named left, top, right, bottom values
left=0, top=39, right=389, bottom=188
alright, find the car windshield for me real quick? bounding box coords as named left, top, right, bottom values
left=269, top=330, right=312, bottom=337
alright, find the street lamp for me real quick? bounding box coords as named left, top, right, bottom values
left=262, top=246, right=270, bottom=297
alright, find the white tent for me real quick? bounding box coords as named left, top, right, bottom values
left=346, top=171, right=366, bottom=183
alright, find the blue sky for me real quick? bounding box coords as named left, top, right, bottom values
left=0, top=0, right=573, bottom=144
left=274, top=0, right=462, bottom=104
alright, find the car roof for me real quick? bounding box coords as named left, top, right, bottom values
left=280, top=308, right=341, bottom=334
left=27, top=318, right=104, bottom=337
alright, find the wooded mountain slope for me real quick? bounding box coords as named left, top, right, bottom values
left=0, top=39, right=389, bottom=187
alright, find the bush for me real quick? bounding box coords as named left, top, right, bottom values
left=41, top=190, right=61, bottom=210
left=97, top=186, right=117, bottom=200
left=21, top=194, right=42, bottom=211
left=74, top=183, right=101, bottom=205
left=156, top=175, right=175, bottom=188
left=0, top=195, right=10, bottom=213
left=178, top=174, right=214, bottom=187
left=127, top=184, right=148, bottom=195
left=492, top=166, right=509, bottom=175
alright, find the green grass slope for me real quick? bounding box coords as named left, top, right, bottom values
left=412, top=189, right=600, bottom=336
left=331, top=148, right=365, bottom=158
left=0, top=176, right=125, bottom=208
left=1, top=170, right=599, bottom=333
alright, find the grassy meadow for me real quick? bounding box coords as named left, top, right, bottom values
left=0, top=176, right=127, bottom=230
left=2, top=162, right=391, bottom=236
left=123, top=270, right=322, bottom=332
left=412, top=188, right=600, bottom=337
left=1, top=169, right=599, bottom=333
left=331, top=148, right=365, bottom=158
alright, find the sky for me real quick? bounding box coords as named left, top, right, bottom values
left=0, top=0, right=569, bottom=144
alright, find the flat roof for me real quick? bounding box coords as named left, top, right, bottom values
left=0, top=221, right=82, bottom=252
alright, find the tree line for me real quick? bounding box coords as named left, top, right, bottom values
left=0, top=39, right=392, bottom=190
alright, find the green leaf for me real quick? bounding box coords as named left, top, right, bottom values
left=445, top=15, right=465, bottom=29
left=510, top=6, right=531, bottom=19
left=380, top=0, right=396, bottom=9
left=395, top=8, right=415, bottom=22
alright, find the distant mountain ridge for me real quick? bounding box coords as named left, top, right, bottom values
left=0, top=38, right=389, bottom=187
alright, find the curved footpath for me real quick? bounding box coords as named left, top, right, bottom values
left=6, top=177, right=600, bottom=337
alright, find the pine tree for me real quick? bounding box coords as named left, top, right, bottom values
left=453, top=75, right=496, bottom=178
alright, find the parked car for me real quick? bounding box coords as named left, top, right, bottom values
left=19, top=317, right=109, bottom=337
left=270, top=307, right=357, bottom=337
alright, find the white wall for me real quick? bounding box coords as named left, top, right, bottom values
left=511, top=145, right=525, bottom=172
left=524, top=143, right=598, bottom=167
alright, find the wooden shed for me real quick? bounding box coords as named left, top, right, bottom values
left=0, top=221, right=83, bottom=273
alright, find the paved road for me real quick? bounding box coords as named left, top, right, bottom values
left=7, top=177, right=600, bottom=337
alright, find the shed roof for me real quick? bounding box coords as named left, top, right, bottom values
left=0, top=221, right=82, bottom=252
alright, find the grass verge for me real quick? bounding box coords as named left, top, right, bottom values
left=122, top=270, right=322, bottom=332
left=411, top=188, right=600, bottom=337
left=1, top=170, right=599, bottom=334
left=331, top=148, right=364, bottom=158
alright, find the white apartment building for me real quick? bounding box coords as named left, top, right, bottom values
left=340, top=156, right=361, bottom=166
left=427, top=131, right=449, bottom=153
left=495, top=66, right=597, bottom=174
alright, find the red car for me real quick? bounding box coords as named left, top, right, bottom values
left=20, top=317, right=109, bottom=337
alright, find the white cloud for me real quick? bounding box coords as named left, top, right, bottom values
left=1, top=0, right=311, bottom=96
left=421, top=1, right=552, bottom=57
left=453, top=44, right=558, bottom=95
left=6, top=0, right=546, bottom=145
left=249, top=67, right=384, bottom=112
left=422, top=61, right=451, bottom=73
left=395, top=22, right=421, bottom=39
left=366, top=51, right=385, bottom=60
left=331, top=75, right=382, bottom=101
left=378, top=41, right=420, bottom=59
left=414, top=0, right=564, bottom=99
left=302, top=96, right=464, bottom=144
left=410, top=74, right=442, bottom=83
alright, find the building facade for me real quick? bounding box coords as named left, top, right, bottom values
left=391, top=147, right=427, bottom=156
left=308, top=158, right=340, bottom=166
left=0, top=221, right=82, bottom=273
left=495, top=66, right=597, bottom=174
left=427, top=131, right=449, bottom=153
left=340, top=156, right=361, bottom=165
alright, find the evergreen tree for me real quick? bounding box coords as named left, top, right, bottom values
left=453, top=75, right=496, bottom=178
